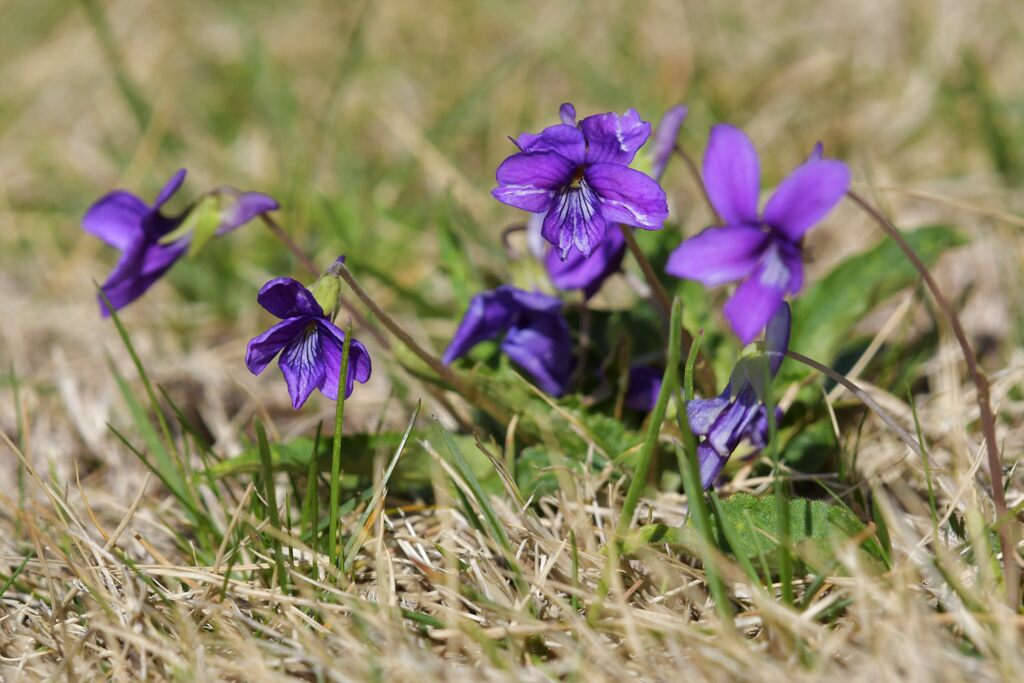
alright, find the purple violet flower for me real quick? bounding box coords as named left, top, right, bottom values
left=245, top=277, right=371, bottom=409
left=665, top=124, right=850, bottom=343
left=82, top=169, right=278, bottom=315
left=493, top=103, right=669, bottom=261
left=687, top=302, right=791, bottom=489
left=442, top=286, right=574, bottom=396
left=540, top=105, right=688, bottom=299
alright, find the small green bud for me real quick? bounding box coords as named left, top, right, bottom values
left=307, top=271, right=342, bottom=320
left=159, top=194, right=222, bottom=256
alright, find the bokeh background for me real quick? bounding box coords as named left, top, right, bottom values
left=2, top=0, right=1023, bottom=494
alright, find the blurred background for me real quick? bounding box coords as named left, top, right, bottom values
left=1, top=0, right=1023, bottom=495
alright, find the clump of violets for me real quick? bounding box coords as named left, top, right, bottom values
left=687, top=303, right=790, bottom=489
left=493, top=103, right=669, bottom=261
left=666, top=125, right=850, bottom=343
left=245, top=259, right=371, bottom=409
left=82, top=169, right=278, bottom=315
left=442, top=286, right=574, bottom=396
left=540, top=105, right=689, bottom=299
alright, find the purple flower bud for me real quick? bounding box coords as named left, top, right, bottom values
left=246, top=277, right=371, bottom=409
left=666, top=125, right=850, bottom=343
left=443, top=286, right=574, bottom=396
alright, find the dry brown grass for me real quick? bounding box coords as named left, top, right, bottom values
left=2, top=0, right=1023, bottom=680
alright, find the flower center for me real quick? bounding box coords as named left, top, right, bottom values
left=568, top=166, right=586, bottom=188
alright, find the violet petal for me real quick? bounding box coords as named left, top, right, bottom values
left=513, top=124, right=587, bottom=165
left=579, top=109, right=651, bottom=165
left=665, top=225, right=768, bottom=287
left=500, top=320, right=573, bottom=397
left=153, top=169, right=187, bottom=211
left=723, top=270, right=787, bottom=344
left=493, top=151, right=576, bottom=213
left=82, top=191, right=148, bottom=250
left=650, top=105, right=688, bottom=181
left=545, top=226, right=626, bottom=298
left=686, top=390, right=731, bottom=437
left=763, top=159, right=850, bottom=241
left=256, top=277, right=324, bottom=320
left=542, top=181, right=607, bottom=259
left=559, top=103, right=577, bottom=126
left=703, top=124, right=761, bottom=226
left=316, top=320, right=373, bottom=400
left=278, top=326, right=327, bottom=409
left=245, top=316, right=311, bottom=376
left=216, top=191, right=280, bottom=235
left=586, top=162, right=668, bottom=230
left=441, top=289, right=517, bottom=364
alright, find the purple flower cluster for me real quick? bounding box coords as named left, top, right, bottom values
left=83, top=169, right=278, bottom=315
left=80, top=102, right=852, bottom=477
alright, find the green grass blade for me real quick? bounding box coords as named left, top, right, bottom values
left=617, top=297, right=683, bottom=537
left=256, top=419, right=289, bottom=593
left=328, top=320, right=354, bottom=574
left=343, top=400, right=421, bottom=573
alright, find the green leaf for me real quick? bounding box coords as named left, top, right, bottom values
left=624, top=493, right=885, bottom=574
left=789, top=225, right=965, bottom=372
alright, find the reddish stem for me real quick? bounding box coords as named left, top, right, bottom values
left=847, top=189, right=1018, bottom=608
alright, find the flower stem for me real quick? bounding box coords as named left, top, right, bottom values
left=846, top=189, right=1019, bottom=609
left=334, top=261, right=508, bottom=421
left=618, top=225, right=717, bottom=396
left=616, top=297, right=683, bottom=536
left=260, top=214, right=319, bottom=276
left=674, top=144, right=721, bottom=224
left=327, top=321, right=353, bottom=576
left=618, top=224, right=673, bottom=319
left=255, top=419, right=289, bottom=593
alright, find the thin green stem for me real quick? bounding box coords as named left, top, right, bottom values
left=617, top=225, right=716, bottom=396
left=674, top=330, right=732, bottom=624
left=328, top=321, right=354, bottom=574
left=765, top=375, right=793, bottom=605
left=335, top=261, right=508, bottom=421
left=617, top=297, right=683, bottom=536
left=673, top=144, right=720, bottom=224
left=255, top=419, right=289, bottom=593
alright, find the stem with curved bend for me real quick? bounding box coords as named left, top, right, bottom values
left=847, top=189, right=1018, bottom=608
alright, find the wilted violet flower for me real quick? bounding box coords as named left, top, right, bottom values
left=493, top=103, right=668, bottom=261
left=442, top=286, right=574, bottom=396
left=82, top=169, right=278, bottom=315
left=665, top=125, right=849, bottom=343
left=687, top=303, right=790, bottom=489
left=246, top=276, right=371, bottom=410
left=541, top=105, right=688, bottom=299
